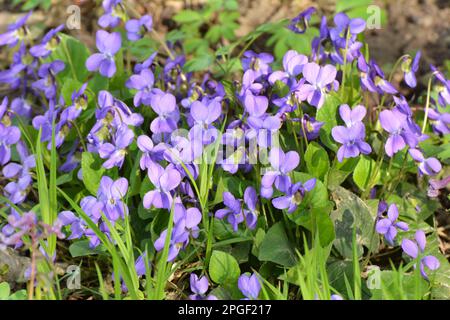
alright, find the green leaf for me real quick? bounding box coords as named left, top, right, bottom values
left=316, top=94, right=341, bottom=151
left=273, top=80, right=290, bottom=97
left=0, top=282, right=10, bottom=300
left=128, top=38, right=157, bottom=61
left=183, top=54, right=214, bottom=72
left=61, top=79, right=81, bottom=103
left=304, top=142, right=330, bottom=180
left=51, top=34, right=90, bottom=83
left=353, top=156, right=380, bottom=191
left=209, top=250, right=241, bottom=285
left=81, top=152, right=105, bottom=195
left=327, top=157, right=359, bottom=190
left=258, top=222, right=297, bottom=267
left=173, top=10, right=203, bottom=24
left=287, top=173, right=333, bottom=231
left=330, top=187, right=379, bottom=258
left=69, top=240, right=106, bottom=257
left=336, top=0, right=372, bottom=12
left=8, top=289, right=27, bottom=300
left=369, top=270, right=429, bottom=300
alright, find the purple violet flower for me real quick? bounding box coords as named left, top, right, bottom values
left=143, top=162, right=181, bottom=209
left=401, top=230, right=440, bottom=280
left=287, top=7, right=316, bottom=34
left=261, top=147, right=300, bottom=198
left=272, top=178, right=316, bottom=213
left=189, top=274, right=217, bottom=300
left=379, top=109, right=418, bottom=157
left=98, top=0, right=124, bottom=28
left=0, top=123, right=21, bottom=165
left=268, top=50, right=307, bottom=86
left=241, top=50, right=273, bottom=79
left=300, top=114, right=324, bottom=141
left=238, top=273, right=261, bottom=300
left=126, top=68, right=155, bottom=106
left=125, top=15, right=153, bottom=41
left=375, top=203, right=409, bottom=245
left=215, top=187, right=257, bottom=231
left=402, top=51, right=421, bottom=88
left=86, top=30, right=122, bottom=78
left=297, top=62, right=338, bottom=108
left=0, top=11, right=31, bottom=47
left=427, top=176, right=450, bottom=198
left=29, top=24, right=65, bottom=58
left=98, top=124, right=134, bottom=169
left=149, top=90, right=179, bottom=134
left=408, top=148, right=442, bottom=176
left=332, top=122, right=371, bottom=162
left=427, top=108, right=450, bottom=135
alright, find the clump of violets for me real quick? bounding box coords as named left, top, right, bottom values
left=1, top=210, right=64, bottom=251
left=58, top=176, right=129, bottom=248
left=0, top=7, right=448, bottom=302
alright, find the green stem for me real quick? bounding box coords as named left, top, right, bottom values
left=421, top=75, right=434, bottom=133
left=340, top=30, right=351, bottom=100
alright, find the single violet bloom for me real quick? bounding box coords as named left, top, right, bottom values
left=379, top=109, right=418, bottom=157
left=143, top=162, right=181, bottom=209
left=215, top=192, right=245, bottom=232
left=339, top=104, right=366, bottom=128
left=98, top=124, right=134, bottom=169
left=297, top=62, right=338, bottom=108
left=375, top=203, right=409, bottom=245
left=408, top=148, right=441, bottom=176
left=287, top=7, right=316, bottom=34
left=402, top=51, right=421, bottom=88
left=86, top=30, right=122, bottom=78
left=332, top=122, right=371, bottom=162
left=29, top=24, right=65, bottom=58
left=0, top=11, right=31, bottom=47
left=241, top=50, right=273, bottom=79
left=427, top=108, right=450, bottom=135
left=149, top=90, right=179, bottom=134
left=272, top=178, right=316, bottom=213
left=126, top=68, right=155, bottom=107
left=300, top=114, right=324, bottom=141
left=268, top=50, right=307, bottom=86
left=261, top=147, right=300, bottom=198
left=0, top=123, right=21, bottom=165
left=189, top=274, right=217, bottom=300
left=96, top=176, right=129, bottom=221
left=427, top=176, right=450, bottom=198
left=238, top=273, right=261, bottom=300
left=125, top=15, right=153, bottom=41
left=98, top=0, right=124, bottom=28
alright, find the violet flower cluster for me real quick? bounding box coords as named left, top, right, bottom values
left=0, top=4, right=448, bottom=299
